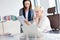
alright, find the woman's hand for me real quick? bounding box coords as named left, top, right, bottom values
left=24, top=19, right=31, bottom=25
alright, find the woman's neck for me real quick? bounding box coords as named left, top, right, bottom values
left=25, top=8, right=29, bottom=11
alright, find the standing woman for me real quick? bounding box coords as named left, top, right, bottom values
left=19, top=0, right=34, bottom=33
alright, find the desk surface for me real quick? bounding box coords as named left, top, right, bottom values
left=0, top=33, right=60, bottom=40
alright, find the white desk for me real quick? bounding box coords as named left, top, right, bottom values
left=0, top=33, right=60, bottom=40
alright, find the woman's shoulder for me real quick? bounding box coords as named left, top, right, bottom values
left=30, top=9, right=34, bottom=11
left=41, top=16, right=50, bottom=23
left=30, top=9, right=34, bottom=14
left=19, top=8, right=24, bottom=11
left=43, top=16, right=50, bottom=24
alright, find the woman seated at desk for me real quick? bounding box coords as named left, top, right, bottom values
left=24, top=6, right=51, bottom=33
left=19, top=0, right=34, bottom=33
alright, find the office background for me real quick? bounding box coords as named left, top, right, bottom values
left=0, top=0, right=60, bottom=35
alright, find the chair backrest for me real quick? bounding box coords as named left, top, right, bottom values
left=47, top=14, right=60, bottom=30
left=47, top=7, right=55, bottom=15
left=47, top=7, right=60, bottom=30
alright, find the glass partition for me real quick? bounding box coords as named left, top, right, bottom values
left=56, top=0, right=60, bottom=13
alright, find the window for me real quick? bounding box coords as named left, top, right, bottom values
left=57, top=0, right=60, bottom=13
left=49, top=0, right=56, bottom=7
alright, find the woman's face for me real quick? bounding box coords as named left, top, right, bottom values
left=24, top=1, right=30, bottom=9
left=35, top=9, right=42, bottom=17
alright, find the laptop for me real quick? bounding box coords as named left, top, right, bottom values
left=18, top=16, right=38, bottom=36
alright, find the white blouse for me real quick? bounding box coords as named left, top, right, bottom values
left=33, top=16, right=51, bottom=33
left=25, top=11, right=29, bottom=20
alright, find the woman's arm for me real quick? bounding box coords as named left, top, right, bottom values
left=19, top=8, right=23, bottom=16
left=38, top=16, right=51, bottom=32
left=24, top=19, right=31, bottom=25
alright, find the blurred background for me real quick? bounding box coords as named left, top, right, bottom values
left=0, top=0, right=60, bottom=16
left=0, top=0, right=60, bottom=35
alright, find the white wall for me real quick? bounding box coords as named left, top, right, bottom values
left=0, top=0, right=23, bottom=16
left=40, top=0, right=49, bottom=15
left=0, top=0, right=51, bottom=16
left=49, top=0, right=55, bottom=7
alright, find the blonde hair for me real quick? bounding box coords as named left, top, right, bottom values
left=34, top=6, right=44, bottom=18
left=34, top=6, right=44, bottom=12
left=34, top=6, right=44, bottom=24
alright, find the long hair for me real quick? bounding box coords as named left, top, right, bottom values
left=23, top=0, right=32, bottom=10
